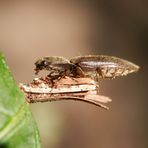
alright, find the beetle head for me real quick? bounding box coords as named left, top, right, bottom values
left=34, top=58, right=50, bottom=74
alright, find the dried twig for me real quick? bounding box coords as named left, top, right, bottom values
left=19, top=76, right=112, bottom=110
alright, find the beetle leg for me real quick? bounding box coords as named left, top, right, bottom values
left=96, top=67, right=104, bottom=78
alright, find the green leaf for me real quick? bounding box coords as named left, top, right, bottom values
left=0, top=53, right=41, bottom=148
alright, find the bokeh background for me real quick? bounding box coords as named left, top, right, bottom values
left=0, top=0, right=147, bottom=148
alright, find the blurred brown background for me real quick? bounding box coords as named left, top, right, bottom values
left=0, top=0, right=147, bottom=148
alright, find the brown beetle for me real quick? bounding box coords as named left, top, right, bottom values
left=35, top=55, right=139, bottom=82
left=70, top=55, right=139, bottom=80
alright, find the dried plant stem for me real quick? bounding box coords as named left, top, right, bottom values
left=20, top=77, right=111, bottom=110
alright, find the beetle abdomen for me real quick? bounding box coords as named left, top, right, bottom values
left=70, top=55, right=139, bottom=79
